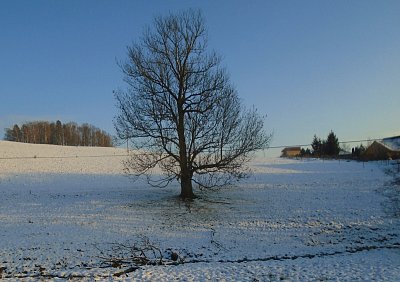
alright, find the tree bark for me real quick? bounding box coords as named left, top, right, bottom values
left=180, top=169, right=194, bottom=199
left=177, top=95, right=195, bottom=199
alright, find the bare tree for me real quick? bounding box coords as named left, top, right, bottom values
left=114, top=10, right=271, bottom=199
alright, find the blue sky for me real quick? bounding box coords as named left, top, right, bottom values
left=1, top=0, right=399, bottom=155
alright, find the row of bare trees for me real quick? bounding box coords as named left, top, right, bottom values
left=4, top=120, right=113, bottom=147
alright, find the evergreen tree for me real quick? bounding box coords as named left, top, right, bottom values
left=324, top=131, right=340, bottom=156
left=12, top=124, right=21, bottom=142
left=311, top=135, right=322, bottom=157
left=55, top=120, right=63, bottom=145
left=4, top=128, right=15, bottom=141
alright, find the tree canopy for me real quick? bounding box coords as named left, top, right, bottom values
left=310, top=131, right=340, bottom=157
left=325, top=131, right=340, bottom=156
left=114, top=10, right=271, bottom=198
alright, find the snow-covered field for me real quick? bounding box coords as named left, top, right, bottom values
left=0, top=141, right=399, bottom=281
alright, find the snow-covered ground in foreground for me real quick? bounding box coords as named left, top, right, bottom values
left=0, top=141, right=399, bottom=281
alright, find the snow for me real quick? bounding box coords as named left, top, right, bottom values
left=382, top=136, right=400, bottom=151
left=0, top=141, right=127, bottom=175
left=0, top=141, right=399, bottom=281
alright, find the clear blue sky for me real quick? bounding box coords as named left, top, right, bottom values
left=1, top=0, right=399, bottom=155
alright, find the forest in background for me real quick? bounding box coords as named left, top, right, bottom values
left=4, top=120, right=113, bottom=147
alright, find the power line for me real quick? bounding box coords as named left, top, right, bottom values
left=268, top=138, right=383, bottom=149
left=339, top=138, right=382, bottom=144
left=0, top=138, right=383, bottom=160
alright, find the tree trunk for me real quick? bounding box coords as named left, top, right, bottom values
left=180, top=170, right=194, bottom=199
left=177, top=96, right=195, bottom=199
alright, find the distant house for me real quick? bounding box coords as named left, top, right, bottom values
left=281, top=147, right=301, bottom=158
left=363, top=136, right=400, bottom=160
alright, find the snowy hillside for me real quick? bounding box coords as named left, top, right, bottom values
left=0, top=141, right=399, bottom=280
left=0, top=141, right=127, bottom=175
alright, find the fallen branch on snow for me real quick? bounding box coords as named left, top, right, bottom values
left=94, top=236, right=183, bottom=275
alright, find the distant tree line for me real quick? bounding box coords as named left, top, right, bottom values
left=299, top=131, right=367, bottom=160
left=4, top=120, right=113, bottom=147
left=298, top=131, right=340, bottom=158
left=311, top=131, right=340, bottom=157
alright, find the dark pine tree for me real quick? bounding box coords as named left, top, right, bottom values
left=324, top=131, right=340, bottom=156
left=311, top=135, right=322, bottom=157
